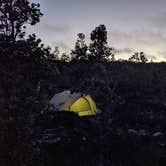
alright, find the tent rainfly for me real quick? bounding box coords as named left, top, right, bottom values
left=49, top=90, right=98, bottom=116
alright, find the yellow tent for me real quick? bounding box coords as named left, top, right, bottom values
left=49, top=91, right=97, bottom=116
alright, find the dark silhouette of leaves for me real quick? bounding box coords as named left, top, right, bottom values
left=0, top=0, right=43, bottom=41
left=71, top=33, right=88, bottom=61
left=89, top=24, right=114, bottom=62
left=129, top=52, right=148, bottom=63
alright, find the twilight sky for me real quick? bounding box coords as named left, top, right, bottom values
left=28, top=0, right=166, bottom=61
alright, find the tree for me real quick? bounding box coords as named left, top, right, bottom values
left=13, top=34, right=52, bottom=60
left=140, top=52, right=148, bottom=63
left=71, top=33, right=88, bottom=60
left=89, top=24, right=114, bottom=62
left=129, top=52, right=148, bottom=63
left=52, top=46, right=60, bottom=60
left=47, top=46, right=59, bottom=60
left=60, top=53, right=70, bottom=62
left=0, top=0, right=43, bottom=41
left=129, top=52, right=140, bottom=62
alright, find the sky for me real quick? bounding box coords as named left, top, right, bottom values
left=28, top=0, right=166, bottom=61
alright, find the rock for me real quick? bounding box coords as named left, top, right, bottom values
left=82, top=136, right=87, bottom=141
left=128, top=129, right=138, bottom=134
left=159, top=143, right=165, bottom=147
left=138, top=129, right=147, bottom=136
left=152, top=132, right=163, bottom=137
left=44, top=137, right=61, bottom=144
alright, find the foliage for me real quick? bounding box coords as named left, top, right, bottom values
left=0, top=33, right=53, bottom=61
left=129, top=52, right=148, bottom=63
left=0, top=0, right=43, bottom=41
left=71, top=33, right=88, bottom=60
left=0, top=57, right=166, bottom=166
left=60, top=53, right=70, bottom=62
left=70, top=61, right=118, bottom=107
left=26, top=34, right=53, bottom=59
left=89, top=24, right=114, bottom=62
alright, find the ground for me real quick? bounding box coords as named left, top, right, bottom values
left=0, top=57, right=166, bottom=166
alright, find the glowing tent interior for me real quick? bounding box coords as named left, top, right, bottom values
left=49, top=91, right=98, bottom=116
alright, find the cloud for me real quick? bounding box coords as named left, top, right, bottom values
left=144, top=53, right=157, bottom=60
left=43, top=24, right=70, bottom=33
left=113, top=47, right=133, bottom=54
left=110, top=29, right=166, bottom=47
left=150, top=12, right=166, bottom=28
left=158, top=51, right=166, bottom=58
left=52, top=40, right=70, bottom=52
left=113, top=47, right=157, bottom=60
left=108, top=29, right=166, bottom=61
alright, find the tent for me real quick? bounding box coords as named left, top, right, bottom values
left=49, top=90, right=98, bottom=116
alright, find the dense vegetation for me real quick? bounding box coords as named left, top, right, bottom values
left=0, top=0, right=166, bottom=166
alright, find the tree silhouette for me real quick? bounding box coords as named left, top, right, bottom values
left=129, top=52, right=140, bottom=62
left=61, top=53, right=70, bottom=62
left=71, top=33, right=88, bottom=60
left=25, top=34, right=52, bottom=59
left=129, top=52, right=148, bottom=63
left=140, top=52, right=148, bottom=63
left=47, top=46, right=59, bottom=60
left=0, top=0, right=43, bottom=41
left=89, top=24, right=114, bottom=62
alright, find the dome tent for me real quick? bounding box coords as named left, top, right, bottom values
left=49, top=90, right=97, bottom=116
